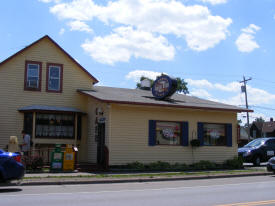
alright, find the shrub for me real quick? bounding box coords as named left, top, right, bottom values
left=147, top=161, right=171, bottom=171
left=126, top=161, right=145, bottom=170
left=191, top=160, right=217, bottom=170
left=223, top=156, right=243, bottom=169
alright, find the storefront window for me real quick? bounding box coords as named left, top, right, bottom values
left=156, top=121, right=181, bottom=145
left=36, top=113, right=75, bottom=139
left=203, top=123, right=226, bottom=146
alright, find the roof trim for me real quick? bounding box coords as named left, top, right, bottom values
left=0, top=35, right=98, bottom=83
left=78, top=90, right=253, bottom=113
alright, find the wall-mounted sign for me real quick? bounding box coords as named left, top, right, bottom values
left=152, top=75, right=177, bottom=99
left=98, top=117, right=106, bottom=124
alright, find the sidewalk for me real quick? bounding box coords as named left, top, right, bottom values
left=15, top=166, right=273, bottom=186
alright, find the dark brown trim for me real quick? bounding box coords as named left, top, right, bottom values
left=46, top=63, right=63, bottom=93
left=77, top=90, right=253, bottom=113
left=0, top=35, right=98, bottom=83
left=24, top=60, right=42, bottom=91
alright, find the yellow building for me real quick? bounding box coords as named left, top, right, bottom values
left=0, top=35, right=251, bottom=167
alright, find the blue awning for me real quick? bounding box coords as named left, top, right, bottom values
left=18, top=105, right=86, bottom=114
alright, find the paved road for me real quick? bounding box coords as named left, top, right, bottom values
left=1, top=175, right=275, bottom=206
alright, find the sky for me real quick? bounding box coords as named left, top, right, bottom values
left=1, top=0, right=275, bottom=124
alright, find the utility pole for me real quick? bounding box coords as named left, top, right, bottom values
left=240, top=76, right=252, bottom=142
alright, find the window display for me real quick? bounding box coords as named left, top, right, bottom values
left=156, top=121, right=181, bottom=145
left=203, top=123, right=226, bottom=146
left=36, top=113, right=75, bottom=139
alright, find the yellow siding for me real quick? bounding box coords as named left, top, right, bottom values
left=86, top=98, right=110, bottom=163
left=0, top=38, right=95, bottom=162
left=108, top=104, right=238, bottom=165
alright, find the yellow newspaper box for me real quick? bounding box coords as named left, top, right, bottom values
left=63, top=145, right=75, bottom=171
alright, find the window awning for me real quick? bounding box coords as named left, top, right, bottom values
left=18, top=105, right=86, bottom=114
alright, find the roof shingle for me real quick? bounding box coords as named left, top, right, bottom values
left=78, top=86, right=251, bottom=112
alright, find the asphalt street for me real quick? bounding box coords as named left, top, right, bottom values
left=1, top=175, right=275, bottom=206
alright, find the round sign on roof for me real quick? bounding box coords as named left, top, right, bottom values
left=152, top=75, right=177, bottom=100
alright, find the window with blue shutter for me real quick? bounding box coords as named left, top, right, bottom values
left=148, top=120, right=156, bottom=146
left=197, top=122, right=204, bottom=146
left=226, top=124, right=232, bottom=147
left=181, top=122, right=189, bottom=146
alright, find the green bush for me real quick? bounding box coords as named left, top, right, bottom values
left=223, top=156, right=243, bottom=169
left=147, top=161, right=171, bottom=171
left=126, top=161, right=145, bottom=170
left=191, top=160, right=217, bottom=170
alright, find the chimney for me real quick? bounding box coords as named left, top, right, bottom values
left=270, top=117, right=273, bottom=122
left=140, top=79, right=151, bottom=90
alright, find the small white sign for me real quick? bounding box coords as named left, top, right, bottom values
left=267, top=150, right=274, bottom=156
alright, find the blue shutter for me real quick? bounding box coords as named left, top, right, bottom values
left=226, top=124, right=232, bottom=147
left=197, top=122, right=204, bottom=146
left=148, top=120, right=156, bottom=146
left=181, top=122, right=189, bottom=146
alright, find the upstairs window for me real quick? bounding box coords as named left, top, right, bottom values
left=24, top=61, right=42, bottom=91
left=46, top=63, right=63, bottom=93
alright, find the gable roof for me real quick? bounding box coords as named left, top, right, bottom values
left=251, top=122, right=264, bottom=131
left=0, top=35, right=98, bottom=83
left=78, top=86, right=252, bottom=112
left=262, top=121, right=275, bottom=133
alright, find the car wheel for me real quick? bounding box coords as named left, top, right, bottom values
left=253, top=156, right=261, bottom=166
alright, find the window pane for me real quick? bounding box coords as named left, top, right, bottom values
left=50, top=66, right=60, bottom=78
left=28, top=67, right=39, bottom=77
left=203, top=124, right=226, bottom=146
left=49, top=79, right=60, bottom=90
left=156, top=121, right=181, bottom=145
left=27, top=77, right=39, bottom=88
left=27, top=64, right=39, bottom=89
left=36, top=113, right=75, bottom=139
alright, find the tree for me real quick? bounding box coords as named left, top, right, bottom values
left=136, top=75, right=189, bottom=94
left=254, top=117, right=265, bottom=123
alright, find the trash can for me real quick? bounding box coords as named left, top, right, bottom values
left=63, top=144, right=75, bottom=171
left=50, top=144, right=63, bottom=171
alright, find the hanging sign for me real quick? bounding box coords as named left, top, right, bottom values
left=152, top=75, right=177, bottom=99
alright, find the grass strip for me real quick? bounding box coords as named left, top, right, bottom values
left=23, top=169, right=266, bottom=180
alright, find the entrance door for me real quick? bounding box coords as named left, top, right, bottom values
left=97, top=123, right=105, bottom=165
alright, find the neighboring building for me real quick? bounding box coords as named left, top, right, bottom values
left=250, top=122, right=264, bottom=138
left=250, top=118, right=275, bottom=139
left=0, top=35, right=251, bottom=167
left=0, top=35, right=98, bottom=162
left=262, top=118, right=275, bottom=137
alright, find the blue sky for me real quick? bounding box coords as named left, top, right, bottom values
left=1, top=0, right=275, bottom=124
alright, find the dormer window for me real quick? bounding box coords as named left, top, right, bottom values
left=24, top=61, right=42, bottom=91
left=46, top=63, right=63, bottom=93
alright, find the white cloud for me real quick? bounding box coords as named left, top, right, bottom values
left=81, top=27, right=175, bottom=65
left=241, top=24, right=260, bottom=34
left=126, top=70, right=162, bottom=82
left=198, top=0, right=227, bottom=5
left=59, top=28, right=65, bottom=35
left=67, top=20, right=93, bottom=33
left=236, top=24, right=261, bottom=53
left=186, top=79, right=241, bottom=92
left=189, top=89, right=212, bottom=99
left=48, top=0, right=232, bottom=62
left=186, top=79, right=214, bottom=89
left=39, top=0, right=61, bottom=3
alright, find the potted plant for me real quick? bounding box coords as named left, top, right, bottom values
left=190, top=139, right=201, bottom=147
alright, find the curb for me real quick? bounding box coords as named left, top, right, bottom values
left=14, top=172, right=273, bottom=186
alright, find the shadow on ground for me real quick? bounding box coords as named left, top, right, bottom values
left=0, top=188, right=22, bottom=193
